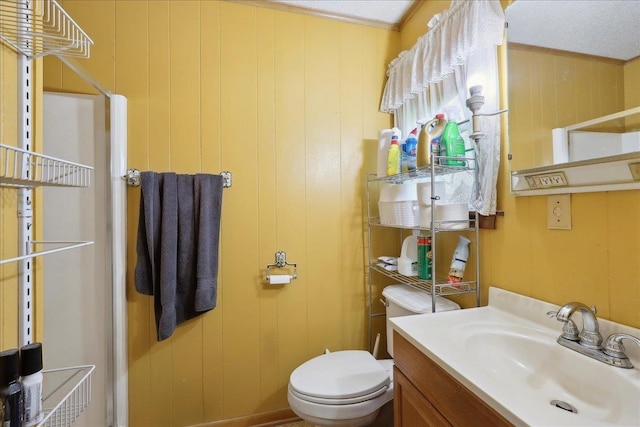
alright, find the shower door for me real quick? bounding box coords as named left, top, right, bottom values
left=42, top=91, right=128, bottom=427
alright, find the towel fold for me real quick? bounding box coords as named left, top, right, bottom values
left=194, top=174, right=223, bottom=312
left=135, top=171, right=223, bottom=341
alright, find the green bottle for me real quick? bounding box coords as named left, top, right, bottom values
left=441, top=108, right=466, bottom=166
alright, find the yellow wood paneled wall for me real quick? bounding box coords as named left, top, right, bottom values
left=43, top=1, right=397, bottom=425
left=401, top=2, right=639, bottom=329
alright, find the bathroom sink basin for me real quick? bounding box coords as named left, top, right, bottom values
left=452, top=322, right=640, bottom=426
left=389, top=287, right=640, bottom=426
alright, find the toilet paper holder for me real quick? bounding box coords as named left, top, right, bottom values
left=266, top=251, right=297, bottom=281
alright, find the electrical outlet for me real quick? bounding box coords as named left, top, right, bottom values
left=547, top=194, right=571, bottom=230
left=525, top=172, right=567, bottom=189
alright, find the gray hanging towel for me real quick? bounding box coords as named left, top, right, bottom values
left=193, top=174, right=223, bottom=312
left=135, top=171, right=223, bottom=341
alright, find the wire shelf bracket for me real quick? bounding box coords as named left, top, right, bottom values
left=0, top=241, right=95, bottom=266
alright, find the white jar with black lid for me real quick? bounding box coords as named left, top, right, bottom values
left=20, top=342, right=43, bottom=426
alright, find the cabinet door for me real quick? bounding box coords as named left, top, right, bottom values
left=394, top=367, right=452, bottom=427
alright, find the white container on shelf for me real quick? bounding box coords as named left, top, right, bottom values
left=435, top=203, right=469, bottom=230
left=378, top=182, right=419, bottom=227
left=416, top=180, right=446, bottom=205
left=419, top=202, right=470, bottom=229
left=397, top=234, right=418, bottom=277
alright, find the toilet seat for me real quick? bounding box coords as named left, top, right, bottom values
left=289, top=383, right=388, bottom=405
left=289, top=350, right=390, bottom=404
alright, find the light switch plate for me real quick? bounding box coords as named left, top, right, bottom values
left=547, top=194, right=571, bottom=230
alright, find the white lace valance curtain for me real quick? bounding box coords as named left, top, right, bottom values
left=379, top=0, right=505, bottom=216
left=380, top=0, right=504, bottom=113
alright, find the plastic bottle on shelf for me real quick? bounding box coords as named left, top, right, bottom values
left=397, top=232, right=418, bottom=277
left=402, top=128, right=418, bottom=172
left=447, top=236, right=471, bottom=288
left=417, top=234, right=432, bottom=280
left=387, top=135, right=401, bottom=176
left=0, top=349, right=24, bottom=427
left=441, top=106, right=466, bottom=166
left=417, top=114, right=446, bottom=167
left=20, top=342, right=43, bottom=426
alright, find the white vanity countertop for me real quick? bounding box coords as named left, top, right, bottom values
left=390, top=287, right=640, bottom=427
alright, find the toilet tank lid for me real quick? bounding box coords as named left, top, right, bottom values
left=382, top=284, right=460, bottom=313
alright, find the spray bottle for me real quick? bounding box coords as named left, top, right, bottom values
left=447, top=236, right=471, bottom=288
left=442, top=106, right=466, bottom=166
left=403, top=128, right=418, bottom=172
left=417, top=114, right=446, bottom=167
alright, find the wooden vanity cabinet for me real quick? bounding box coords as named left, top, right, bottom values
left=393, top=332, right=513, bottom=427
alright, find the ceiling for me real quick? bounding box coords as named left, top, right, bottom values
left=506, top=0, right=640, bottom=61
left=265, top=1, right=640, bottom=61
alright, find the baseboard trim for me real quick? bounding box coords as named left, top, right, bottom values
left=186, top=407, right=300, bottom=427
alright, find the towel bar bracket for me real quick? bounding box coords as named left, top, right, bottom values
left=221, top=171, right=232, bottom=188
left=124, top=168, right=141, bottom=187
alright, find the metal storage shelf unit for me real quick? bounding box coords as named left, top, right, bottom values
left=366, top=156, right=480, bottom=351
left=1, top=1, right=95, bottom=426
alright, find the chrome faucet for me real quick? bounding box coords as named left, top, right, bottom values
left=550, top=302, right=640, bottom=369
left=555, top=302, right=603, bottom=348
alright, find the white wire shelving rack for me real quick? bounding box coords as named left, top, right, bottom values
left=0, top=0, right=93, bottom=59
left=0, top=1, right=95, bottom=426
left=39, top=366, right=95, bottom=427
left=0, top=143, right=92, bottom=188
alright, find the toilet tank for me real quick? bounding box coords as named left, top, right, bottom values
left=382, top=284, right=460, bottom=357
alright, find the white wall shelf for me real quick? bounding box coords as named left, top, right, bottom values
left=1, top=1, right=96, bottom=426
left=0, top=143, right=93, bottom=188
left=0, top=0, right=93, bottom=59
left=39, top=365, right=95, bottom=427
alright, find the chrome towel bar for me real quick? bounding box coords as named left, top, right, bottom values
left=123, top=169, right=232, bottom=188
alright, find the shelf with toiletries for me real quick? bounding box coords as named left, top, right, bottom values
left=0, top=144, right=97, bottom=426
left=365, top=157, right=480, bottom=352
left=1, top=1, right=96, bottom=425
left=369, top=264, right=477, bottom=297
left=373, top=155, right=476, bottom=184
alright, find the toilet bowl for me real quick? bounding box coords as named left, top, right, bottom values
left=288, top=351, right=394, bottom=427
left=287, top=284, right=460, bottom=426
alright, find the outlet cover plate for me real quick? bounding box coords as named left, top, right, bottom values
left=547, top=194, right=571, bottom=230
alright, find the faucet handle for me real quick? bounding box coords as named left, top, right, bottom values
left=561, top=319, right=580, bottom=341
left=603, top=333, right=640, bottom=369
left=603, top=333, right=640, bottom=358
left=547, top=310, right=579, bottom=341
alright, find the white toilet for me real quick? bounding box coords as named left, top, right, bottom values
left=287, top=284, right=460, bottom=426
